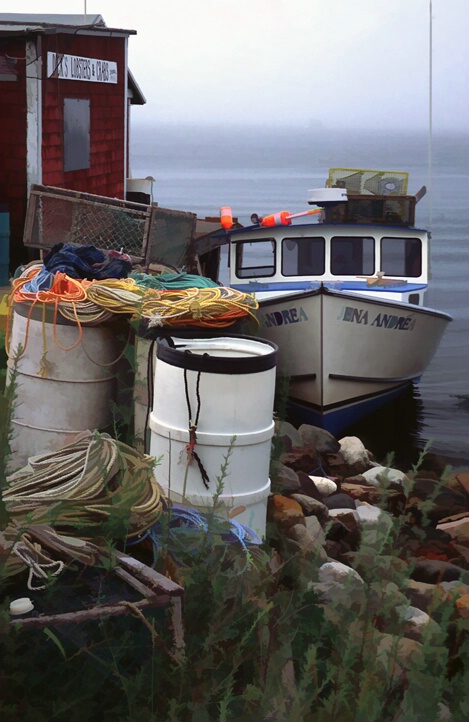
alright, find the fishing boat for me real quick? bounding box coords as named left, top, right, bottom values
left=200, top=168, right=452, bottom=434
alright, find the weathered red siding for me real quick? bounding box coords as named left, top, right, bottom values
left=0, top=39, right=28, bottom=270
left=41, top=34, right=126, bottom=198
left=0, top=29, right=130, bottom=271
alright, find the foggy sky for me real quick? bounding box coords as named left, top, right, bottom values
left=9, top=0, right=469, bottom=130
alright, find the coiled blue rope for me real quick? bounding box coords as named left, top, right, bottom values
left=128, top=503, right=262, bottom=570
left=22, top=267, right=54, bottom=293
left=308, top=459, right=332, bottom=478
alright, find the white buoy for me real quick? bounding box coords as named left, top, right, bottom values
left=10, top=597, right=34, bottom=615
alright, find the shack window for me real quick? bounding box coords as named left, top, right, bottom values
left=64, top=98, right=90, bottom=172
left=0, top=55, right=18, bottom=81
left=282, top=237, right=325, bottom=276
left=381, top=237, right=422, bottom=277
left=331, top=236, right=375, bottom=275
left=236, top=240, right=275, bottom=278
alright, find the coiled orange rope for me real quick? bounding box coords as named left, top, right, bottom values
left=6, top=268, right=88, bottom=358
left=12, top=268, right=86, bottom=305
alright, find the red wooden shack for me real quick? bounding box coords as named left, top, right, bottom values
left=0, top=13, right=145, bottom=272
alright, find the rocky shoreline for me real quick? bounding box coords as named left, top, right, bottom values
left=266, top=422, right=468, bottom=718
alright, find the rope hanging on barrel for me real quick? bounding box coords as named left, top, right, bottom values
left=183, top=363, right=210, bottom=490
left=6, top=267, right=88, bottom=362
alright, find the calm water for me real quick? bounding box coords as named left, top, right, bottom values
left=131, top=124, right=469, bottom=468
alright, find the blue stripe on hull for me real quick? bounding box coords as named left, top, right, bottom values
left=288, top=383, right=416, bottom=437
left=232, top=281, right=427, bottom=294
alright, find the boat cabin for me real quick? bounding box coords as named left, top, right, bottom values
left=194, top=169, right=429, bottom=308
left=228, top=222, right=428, bottom=307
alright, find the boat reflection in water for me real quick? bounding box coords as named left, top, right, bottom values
left=320, top=382, right=425, bottom=468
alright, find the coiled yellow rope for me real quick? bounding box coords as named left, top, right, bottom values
left=84, top=279, right=259, bottom=327
left=141, top=286, right=259, bottom=327
left=84, top=278, right=147, bottom=314
left=9, top=269, right=259, bottom=331
left=57, top=299, right=114, bottom=325
left=6, top=272, right=259, bottom=380
left=2, top=431, right=166, bottom=579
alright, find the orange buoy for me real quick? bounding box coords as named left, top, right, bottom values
left=260, top=210, right=292, bottom=227
left=220, top=206, right=233, bottom=230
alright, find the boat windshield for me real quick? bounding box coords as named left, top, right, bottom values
left=381, top=237, right=422, bottom=277
left=331, top=236, right=375, bottom=276
left=281, top=236, right=325, bottom=276
left=235, top=239, right=276, bottom=278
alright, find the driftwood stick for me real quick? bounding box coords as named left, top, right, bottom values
left=116, top=552, right=183, bottom=596
left=114, top=566, right=155, bottom=598
left=170, top=596, right=185, bottom=652
left=9, top=598, right=166, bottom=629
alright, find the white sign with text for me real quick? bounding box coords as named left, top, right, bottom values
left=47, top=52, right=118, bottom=84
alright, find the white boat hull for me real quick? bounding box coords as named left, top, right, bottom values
left=256, top=286, right=451, bottom=433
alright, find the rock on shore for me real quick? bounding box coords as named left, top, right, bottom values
left=269, top=422, right=469, bottom=685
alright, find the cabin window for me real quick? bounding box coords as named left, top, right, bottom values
left=381, top=237, right=422, bottom=277
left=235, top=240, right=276, bottom=278
left=331, top=236, right=375, bottom=275
left=281, top=237, right=325, bottom=276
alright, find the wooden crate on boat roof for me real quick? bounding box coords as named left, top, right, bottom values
left=324, top=167, right=416, bottom=226
left=325, top=194, right=416, bottom=226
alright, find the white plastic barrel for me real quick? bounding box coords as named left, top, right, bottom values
left=149, top=335, right=277, bottom=537
left=133, top=329, right=231, bottom=454
left=7, top=303, right=121, bottom=469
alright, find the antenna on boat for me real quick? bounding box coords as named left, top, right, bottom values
left=84, top=1, right=87, bottom=24
left=428, top=0, right=433, bottom=227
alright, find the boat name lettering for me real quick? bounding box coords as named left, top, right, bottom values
left=337, top=306, right=416, bottom=331
left=264, top=307, right=308, bottom=328
left=337, top=306, right=369, bottom=324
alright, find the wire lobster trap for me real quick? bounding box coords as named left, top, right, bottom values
left=24, top=185, right=152, bottom=259
left=23, top=186, right=198, bottom=271
left=145, top=205, right=197, bottom=271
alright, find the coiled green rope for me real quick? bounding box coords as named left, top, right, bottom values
left=130, top=272, right=218, bottom=290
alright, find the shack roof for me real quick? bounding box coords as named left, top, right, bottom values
left=0, top=13, right=136, bottom=37
left=128, top=69, right=146, bottom=106
left=0, top=13, right=145, bottom=104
